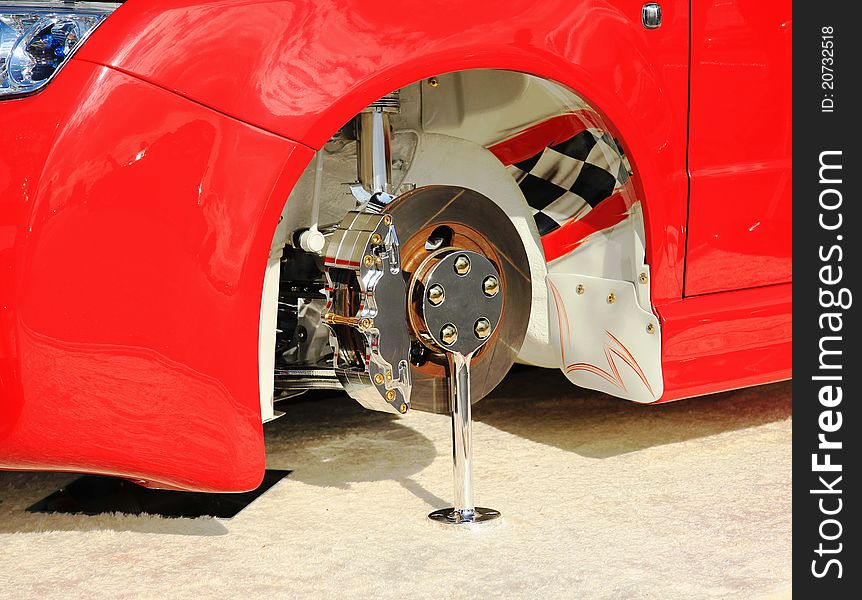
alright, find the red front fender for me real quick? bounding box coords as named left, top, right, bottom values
left=0, top=60, right=312, bottom=491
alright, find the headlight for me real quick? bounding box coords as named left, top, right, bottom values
left=0, top=2, right=119, bottom=99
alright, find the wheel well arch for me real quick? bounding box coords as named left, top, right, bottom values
left=83, top=0, right=688, bottom=302
left=258, top=59, right=681, bottom=305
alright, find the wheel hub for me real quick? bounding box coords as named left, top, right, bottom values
left=414, top=250, right=504, bottom=356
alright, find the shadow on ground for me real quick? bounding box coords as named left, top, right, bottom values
left=474, top=366, right=791, bottom=458
left=263, top=392, right=447, bottom=507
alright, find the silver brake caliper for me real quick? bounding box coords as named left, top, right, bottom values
left=323, top=211, right=412, bottom=414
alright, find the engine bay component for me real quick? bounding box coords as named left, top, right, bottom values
left=323, top=211, right=412, bottom=414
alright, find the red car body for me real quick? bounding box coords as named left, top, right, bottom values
left=0, top=0, right=791, bottom=491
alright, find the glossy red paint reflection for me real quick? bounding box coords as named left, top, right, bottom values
left=685, top=0, right=792, bottom=295
left=0, top=61, right=311, bottom=491
left=657, top=284, right=792, bottom=402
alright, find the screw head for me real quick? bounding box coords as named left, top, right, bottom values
left=453, top=254, right=471, bottom=276
left=363, top=255, right=374, bottom=267
left=607, top=293, right=616, bottom=304
left=576, top=284, right=585, bottom=295
left=399, top=403, right=408, bottom=414
left=482, top=276, right=500, bottom=297
left=428, top=77, right=439, bottom=87
left=386, top=371, right=392, bottom=381
left=360, top=318, right=373, bottom=329
left=646, top=323, right=656, bottom=335
left=474, top=318, right=492, bottom=339
left=374, top=373, right=385, bottom=385
left=383, top=215, right=392, bottom=226
left=427, top=284, right=445, bottom=306
left=386, top=390, right=396, bottom=401
left=440, top=323, right=458, bottom=345
left=370, top=233, right=382, bottom=245
left=639, top=272, right=649, bottom=284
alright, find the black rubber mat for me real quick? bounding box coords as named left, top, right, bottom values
left=26, top=470, right=291, bottom=519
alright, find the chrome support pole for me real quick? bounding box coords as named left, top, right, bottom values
left=428, top=349, right=501, bottom=525
left=450, top=351, right=475, bottom=517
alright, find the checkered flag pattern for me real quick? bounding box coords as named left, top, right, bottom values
left=509, top=128, right=633, bottom=236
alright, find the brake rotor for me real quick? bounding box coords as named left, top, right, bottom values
left=382, top=185, right=531, bottom=413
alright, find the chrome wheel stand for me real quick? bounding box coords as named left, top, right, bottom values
left=419, top=251, right=502, bottom=526
left=427, top=350, right=501, bottom=525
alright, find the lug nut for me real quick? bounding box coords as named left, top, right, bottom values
left=440, top=324, right=458, bottom=346
left=482, top=276, right=499, bottom=297
left=454, top=254, right=471, bottom=276
left=474, top=318, right=492, bottom=339
left=427, top=284, right=445, bottom=306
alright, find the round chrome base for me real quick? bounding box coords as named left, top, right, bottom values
left=428, top=507, right=501, bottom=526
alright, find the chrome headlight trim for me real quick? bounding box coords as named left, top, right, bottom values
left=0, top=2, right=120, bottom=99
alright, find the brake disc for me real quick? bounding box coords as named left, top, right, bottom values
left=383, top=185, right=531, bottom=413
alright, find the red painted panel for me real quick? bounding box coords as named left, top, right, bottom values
left=0, top=61, right=312, bottom=491
left=78, top=0, right=691, bottom=304
left=685, top=0, right=792, bottom=295
left=656, top=284, right=792, bottom=402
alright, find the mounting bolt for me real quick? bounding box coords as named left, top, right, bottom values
left=474, top=318, right=492, bottom=339
left=607, top=293, right=616, bottom=304
left=427, top=284, right=446, bottom=306
left=441, top=324, right=458, bottom=345
left=639, top=272, right=649, bottom=284
left=482, top=276, right=500, bottom=297
left=374, top=373, right=385, bottom=385
left=363, top=255, right=374, bottom=267
left=576, top=284, right=585, bottom=295
left=454, top=254, right=471, bottom=276
left=386, top=390, right=396, bottom=401
left=370, top=233, right=382, bottom=245
left=647, top=323, right=656, bottom=335
left=399, top=403, right=408, bottom=413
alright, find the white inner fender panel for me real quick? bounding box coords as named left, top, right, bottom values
left=547, top=273, right=663, bottom=403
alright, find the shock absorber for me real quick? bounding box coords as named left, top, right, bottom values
left=354, top=91, right=400, bottom=207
